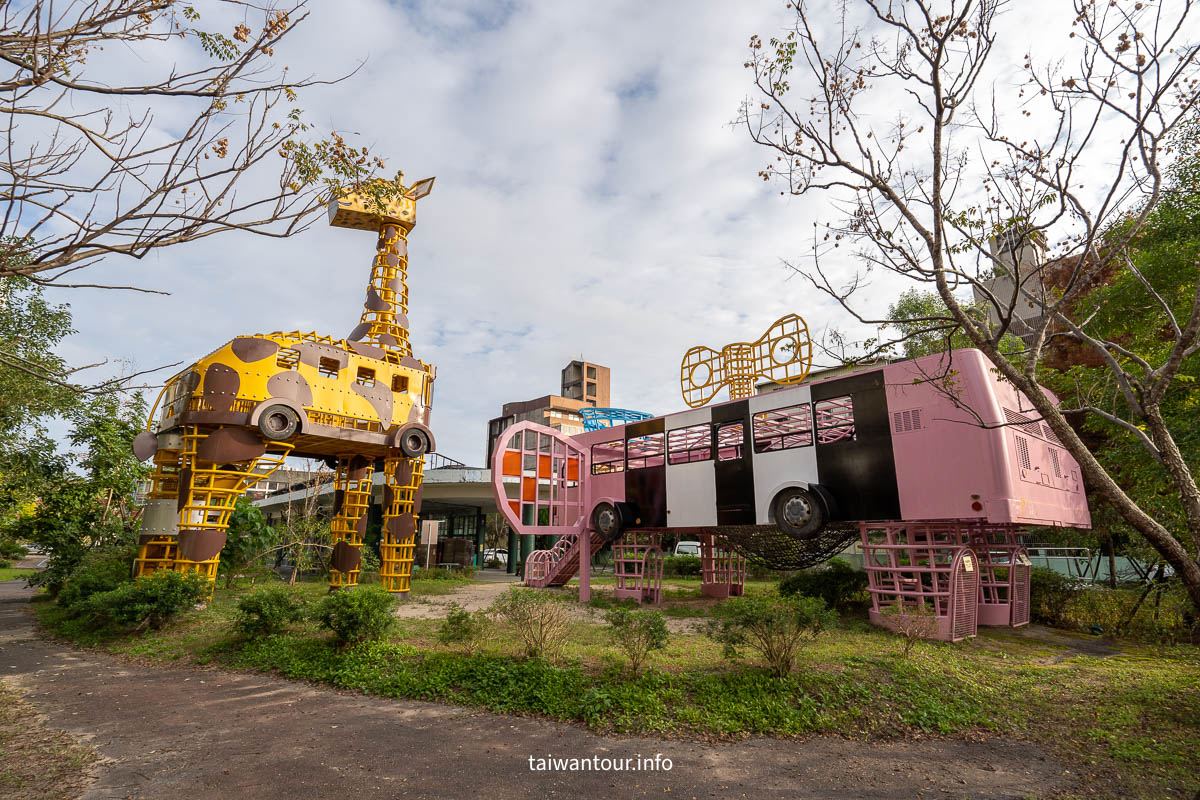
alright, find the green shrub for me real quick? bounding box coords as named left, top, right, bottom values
left=58, top=549, right=133, bottom=612
left=82, top=571, right=207, bottom=631
left=1029, top=566, right=1078, bottom=627
left=662, top=554, right=702, bottom=578
left=778, top=557, right=867, bottom=611
left=603, top=607, right=669, bottom=674
left=437, top=602, right=491, bottom=654
left=0, top=538, right=28, bottom=560
left=490, top=587, right=570, bottom=661
left=315, top=586, right=396, bottom=649
left=234, top=585, right=307, bottom=637
left=706, top=594, right=837, bottom=677
left=0, top=560, right=10, bottom=570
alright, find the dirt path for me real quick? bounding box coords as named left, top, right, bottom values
left=0, top=580, right=1076, bottom=799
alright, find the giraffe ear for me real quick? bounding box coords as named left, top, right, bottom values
left=407, top=177, right=435, bottom=200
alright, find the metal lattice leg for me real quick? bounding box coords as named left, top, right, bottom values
left=172, top=426, right=293, bottom=594
left=380, top=453, right=423, bottom=594
left=134, top=446, right=184, bottom=577
left=329, top=455, right=373, bottom=589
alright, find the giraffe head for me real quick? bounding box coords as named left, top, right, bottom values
left=327, top=175, right=436, bottom=232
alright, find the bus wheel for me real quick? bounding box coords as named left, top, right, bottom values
left=591, top=502, right=624, bottom=541
left=258, top=405, right=299, bottom=441
left=399, top=428, right=430, bottom=458
left=772, top=486, right=826, bottom=539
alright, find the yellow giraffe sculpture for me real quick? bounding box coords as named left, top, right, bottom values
left=132, top=174, right=438, bottom=595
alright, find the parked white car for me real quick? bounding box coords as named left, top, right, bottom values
left=483, top=548, right=508, bottom=567
left=673, top=541, right=701, bottom=557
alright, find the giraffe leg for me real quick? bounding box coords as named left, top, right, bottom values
left=134, top=445, right=184, bottom=578
left=379, top=452, right=424, bottom=594
left=171, top=426, right=293, bottom=597
left=329, top=455, right=373, bottom=589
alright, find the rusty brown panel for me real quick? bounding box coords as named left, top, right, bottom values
left=365, top=287, right=390, bottom=311
left=348, top=341, right=385, bottom=360
left=393, top=312, right=410, bottom=331
left=203, top=363, right=240, bottom=411
left=348, top=322, right=372, bottom=342
left=387, top=513, right=415, bottom=539
left=294, top=341, right=349, bottom=370
left=231, top=337, right=279, bottom=363
left=385, top=252, right=400, bottom=269
left=348, top=454, right=372, bottom=479
left=406, top=402, right=425, bottom=425
left=378, top=333, right=400, bottom=348
left=330, top=540, right=362, bottom=573
left=393, top=238, right=408, bottom=259
left=384, top=485, right=394, bottom=509
left=176, top=411, right=251, bottom=428
left=413, top=483, right=424, bottom=514
left=132, top=431, right=159, bottom=461
left=196, top=428, right=267, bottom=464
left=333, top=488, right=345, bottom=516
left=266, top=371, right=314, bottom=406
left=399, top=356, right=422, bottom=370
left=387, top=275, right=406, bottom=295
left=176, top=467, right=192, bottom=512
left=394, top=458, right=414, bottom=486
left=382, top=224, right=400, bottom=239
left=178, top=529, right=227, bottom=562
left=351, top=381, right=393, bottom=427
left=355, top=515, right=368, bottom=535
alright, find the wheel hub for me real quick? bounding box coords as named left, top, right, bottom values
left=782, top=495, right=812, bottom=526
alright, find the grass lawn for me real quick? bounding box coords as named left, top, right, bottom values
left=0, top=568, right=36, bottom=582
left=32, top=575, right=1200, bottom=800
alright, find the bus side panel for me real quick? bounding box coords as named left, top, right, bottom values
left=625, top=417, right=667, bottom=527
left=748, top=386, right=819, bottom=525
left=574, top=428, right=628, bottom=507
left=664, top=408, right=717, bottom=527
left=712, top=400, right=756, bottom=524
left=811, top=371, right=901, bottom=521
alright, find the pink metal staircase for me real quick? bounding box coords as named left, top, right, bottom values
left=524, top=531, right=608, bottom=587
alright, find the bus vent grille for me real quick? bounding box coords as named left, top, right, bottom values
left=1004, top=408, right=1043, bottom=437
left=1048, top=447, right=1061, bottom=477
left=891, top=408, right=924, bottom=434
left=1042, top=423, right=1062, bottom=445
left=1015, top=436, right=1031, bottom=470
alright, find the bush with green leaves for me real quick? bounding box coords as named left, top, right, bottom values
left=490, top=587, right=570, bottom=661
left=81, top=570, right=207, bottom=631
left=57, top=545, right=134, bottom=612
left=706, top=594, right=837, bottom=677
left=437, top=602, right=491, bottom=654
left=315, top=586, right=396, bottom=649
left=603, top=607, right=669, bottom=674
left=778, top=557, right=868, bottom=611
left=234, top=585, right=308, bottom=638
left=1029, top=566, right=1079, bottom=627
left=0, top=538, right=27, bottom=561
left=661, top=554, right=702, bottom=578
left=0, top=559, right=10, bottom=570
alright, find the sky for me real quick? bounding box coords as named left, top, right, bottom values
left=40, top=0, right=1093, bottom=466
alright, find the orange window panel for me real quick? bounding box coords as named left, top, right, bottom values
left=501, top=450, right=522, bottom=477
left=567, top=458, right=579, bottom=481
left=537, top=454, right=551, bottom=477
left=509, top=499, right=520, bottom=515
left=521, top=477, right=536, bottom=502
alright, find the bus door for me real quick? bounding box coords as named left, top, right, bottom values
left=811, top=371, right=901, bottom=521
left=624, top=418, right=667, bottom=527
left=712, top=400, right=755, bottom=524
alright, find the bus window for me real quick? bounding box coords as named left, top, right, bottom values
left=626, top=432, right=665, bottom=469
left=591, top=440, right=624, bottom=475
left=715, top=422, right=744, bottom=461
left=815, top=396, right=856, bottom=444
left=753, top=403, right=813, bottom=452
left=667, top=424, right=711, bottom=464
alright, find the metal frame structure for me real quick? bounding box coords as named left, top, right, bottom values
left=580, top=407, right=654, bottom=431
left=132, top=174, right=439, bottom=596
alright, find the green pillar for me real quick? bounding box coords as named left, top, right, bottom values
left=506, top=528, right=518, bottom=574
left=521, top=534, right=535, bottom=572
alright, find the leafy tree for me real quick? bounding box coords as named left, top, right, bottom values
left=742, top=0, right=1200, bottom=627
left=705, top=594, right=836, bottom=678
left=220, top=496, right=277, bottom=589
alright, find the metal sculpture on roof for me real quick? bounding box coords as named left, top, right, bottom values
left=131, top=174, right=439, bottom=596
left=579, top=407, right=653, bottom=431
left=679, top=313, right=813, bottom=408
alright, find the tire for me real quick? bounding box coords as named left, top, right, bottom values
left=591, top=502, right=623, bottom=541
left=398, top=428, right=430, bottom=458
left=771, top=486, right=827, bottom=539
left=258, top=404, right=299, bottom=441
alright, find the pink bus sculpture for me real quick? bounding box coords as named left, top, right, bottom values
left=492, top=348, right=1091, bottom=641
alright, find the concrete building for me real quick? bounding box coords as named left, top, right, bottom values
left=972, top=230, right=1049, bottom=342
left=484, top=359, right=611, bottom=467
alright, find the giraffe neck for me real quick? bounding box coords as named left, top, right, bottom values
left=357, top=223, right=412, bottom=356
